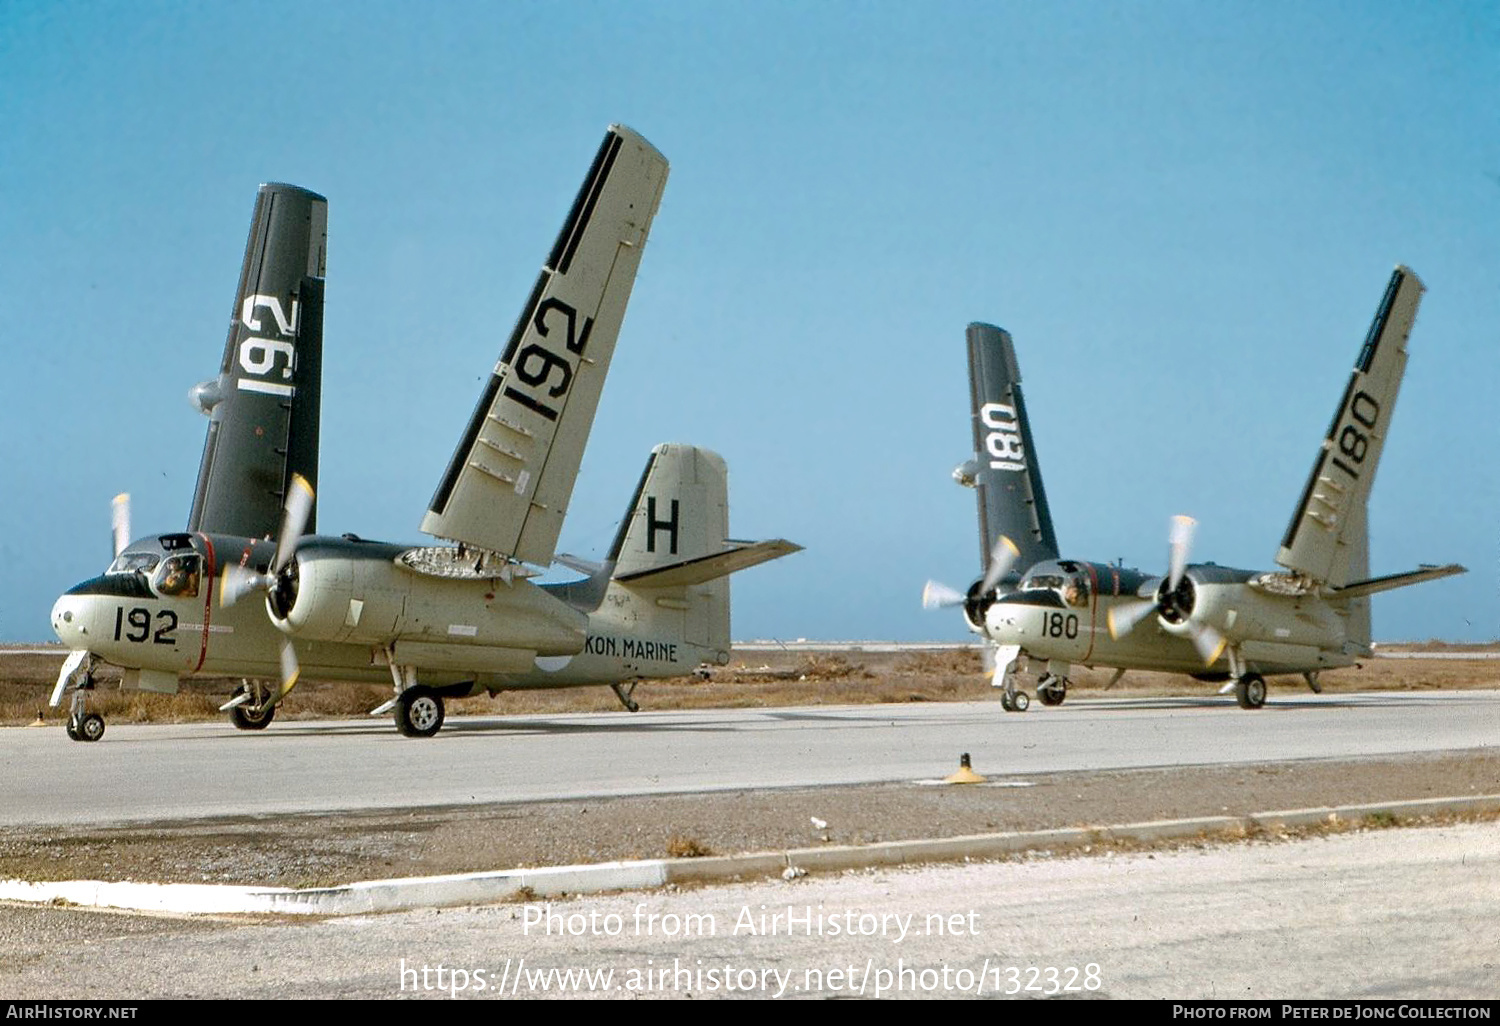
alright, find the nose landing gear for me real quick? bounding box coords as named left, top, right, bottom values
left=55, top=654, right=106, bottom=743
left=66, top=708, right=106, bottom=743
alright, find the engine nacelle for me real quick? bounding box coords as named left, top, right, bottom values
left=1159, top=574, right=1345, bottom=649
left=274, top=545, right=587, bottom=656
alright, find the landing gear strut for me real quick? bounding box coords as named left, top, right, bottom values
left=610, top=681, right=641, bottom=713
left=1037, top=674, right=1069, bottom=707
left=990, top=646, right=1030, bottom=713
left=65, top=674, right=104, bottom=743
left=1235, top=673, right=1267, bottom=710
left=54, top=653, right=105, bottom=743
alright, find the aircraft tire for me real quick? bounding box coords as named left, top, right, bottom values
left=396, top=686, right=445, bottom=738
left=1000, top=692, right=1014, bottom=712
left=1038, top=679, right=1067, bottom=706
left=65, top=717, right=79, bottom=741
left=1235, top=674, right=1267, bottom=710
left=230, top=701, right=276, bottom=731
left=76, top=713, right=105, bottom=743
left=1012, top=691, right=1030, bottom=712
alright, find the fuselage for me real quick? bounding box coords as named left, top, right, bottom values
left=51, top=530, right=705, bottom=694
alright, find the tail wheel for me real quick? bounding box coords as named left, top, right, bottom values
left=1235, top=673, right=1267, bottom=710
left=396, top=686, right=445, bottom=738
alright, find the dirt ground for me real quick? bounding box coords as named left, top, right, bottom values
left=4, top=642, right=1497, bottom=727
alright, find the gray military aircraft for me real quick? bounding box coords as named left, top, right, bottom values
left=924, top=267, right=1465, bottom=711
left=50, top=125, right=798, bottom=741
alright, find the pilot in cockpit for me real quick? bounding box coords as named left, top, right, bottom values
left=155, top=555, right=200, bottom=598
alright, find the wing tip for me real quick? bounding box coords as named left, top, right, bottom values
left=608, top=123, right=668, bottom=166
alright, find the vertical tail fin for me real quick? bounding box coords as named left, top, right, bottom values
left=560, top=444, right=797, bottom=665
left=962, top=323, right=1059, bottom=578
left=1276, top=266, right=1423, bottom=588
left=188, top=183, right=327, bottom=538
left=539, top=445, right=799, bottom=683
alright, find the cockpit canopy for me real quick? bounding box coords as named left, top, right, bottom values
left=1017, top=560, right=1091, bottom=608
left=107, top=551, right=160, bottom=576
left=104, top=534, right=202, bottom=599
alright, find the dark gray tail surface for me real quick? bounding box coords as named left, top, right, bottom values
left=966, top=323, right=1059, bottom=578
left=187, top=184, right=328, bottom=539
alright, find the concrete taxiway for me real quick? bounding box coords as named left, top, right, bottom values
left=5, top=690, right=1499, bottom=828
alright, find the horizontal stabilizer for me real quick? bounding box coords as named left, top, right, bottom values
left=1329, top=563, right=1466, bottom=600
left=554, top=553, right=605, bottom=576
left=615, top=539, right=802, bottom=588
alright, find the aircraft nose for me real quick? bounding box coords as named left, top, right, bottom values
left=51, top=594, right=86, bottom=643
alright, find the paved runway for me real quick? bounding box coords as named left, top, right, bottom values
left=4, top=690, right=1498, bottom=828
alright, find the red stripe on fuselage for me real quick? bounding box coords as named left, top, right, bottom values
left=1082, top=562, right=1100, bottom=662
left=194, top=534, right=216, bottom=673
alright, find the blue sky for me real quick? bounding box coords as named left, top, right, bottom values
left=2, top=1, right=1495, bottom=643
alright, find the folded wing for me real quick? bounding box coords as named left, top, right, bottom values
left=421, top=125, right=670, bottom=566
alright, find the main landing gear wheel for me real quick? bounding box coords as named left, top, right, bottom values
left=1000, top=690, right=1031, bottom=713
left=396, top=686, right=445, bottom=738
left=1235, top=673, right=1267, bottom=710
left=1037, top=675, right=1068, bottom=707
left=229, top=700, right=276, bottom=731
left=68, top=713, right=105, bottom=743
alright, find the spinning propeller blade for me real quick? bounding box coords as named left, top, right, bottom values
left=1107, top=598, right=1158, bottom=640
left=978, top=535, right=1021, bottom=595
left=922, top=581, right=966, bottom=610
left=111, top=494, right=131, bottom=559
left=272, top=474, right=315, bottom=575
left=1167, top=514, right=1195, bottom=591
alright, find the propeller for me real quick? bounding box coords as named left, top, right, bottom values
left=272, top=633, right=301, bottom=702
left=922, top=535, right=1021, bottom=610
left=1106, top=515, right=1228, bottom=666
left=219, top=474, right=315, bottom=609
left=921, top=580, right=966, bottom=610
left=111, top=493, right=131, bottom=559
left=218, top=475, right=314, bottom=704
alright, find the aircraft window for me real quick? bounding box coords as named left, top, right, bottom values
left=153, top=554, right=201, bottom=598
left=108, top=552, right=160, bottom=576
left=1023, top=574, right=1066, bottom=592
left=1063, top=576, right=1090, bottom=608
